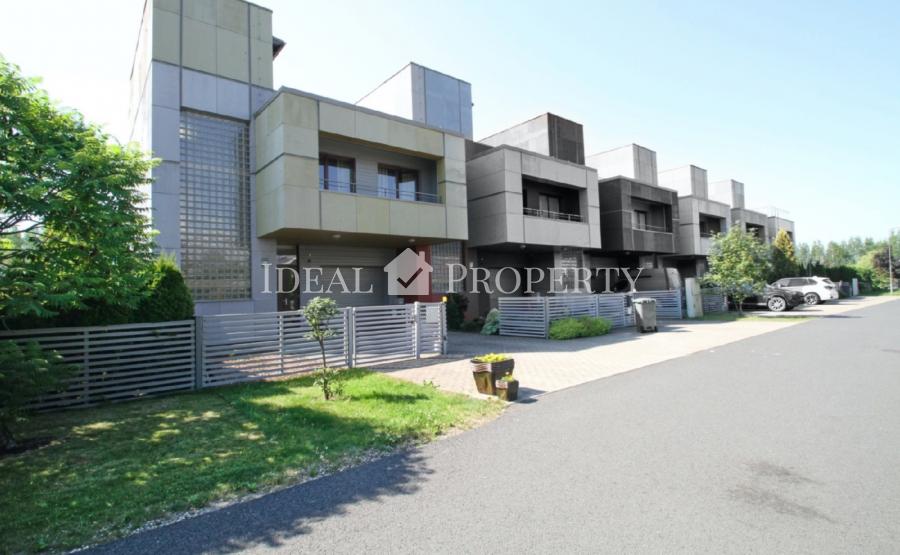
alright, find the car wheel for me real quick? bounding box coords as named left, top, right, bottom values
left=804, top=292, right=820, bottom=305
left=767, top=296, right=787, bottom=312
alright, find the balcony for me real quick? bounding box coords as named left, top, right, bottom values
left=522, top=207, right=583, bottom=222
left=320, top=179, right=442, bottom=204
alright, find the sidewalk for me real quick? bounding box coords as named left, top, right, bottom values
left=375, top=295, right=898, bottom=399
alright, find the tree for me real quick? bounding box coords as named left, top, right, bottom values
left=0, top=340, right=74, bottom=450
left=769, top=229, right=799, bottom=281
left=703, top=227, right=771, bottom=313
left=0, top=57, right=155, bottom=328
left=302, top=297, right=343, bottom=400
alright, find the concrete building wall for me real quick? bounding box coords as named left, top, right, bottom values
left=659, top=165, right=708, bottom=198
left=356, top=62, right=473, bottom=139
left=254, top=89, right=468, bottom=243
left=767, top=216, right=796, bottom=243
left=676, top=196, right=731, bottom=256
left=596, top=177, right=678, bottom=255
left=465, top=146, right=600, bottom=250
left=129, top=0, right=278, bottom=316
left=709, top=179, right=745, bottom=208
left=587, top=144, right=658, bottom=186
left=480, top=114, right=585, bottom=165
left=731, top=207, right=769, bottom=241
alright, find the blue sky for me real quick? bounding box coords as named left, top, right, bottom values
left=2, top=0, right=898, bottom=244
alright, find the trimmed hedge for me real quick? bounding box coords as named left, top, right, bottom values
left=549, top=316, right=612, bottom=340
left=134, top=257, right=194, bottom=323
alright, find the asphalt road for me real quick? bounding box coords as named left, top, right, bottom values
left=93, top=300, right=900, bottom=554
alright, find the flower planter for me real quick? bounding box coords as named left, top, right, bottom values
left=495, top=379, right=519, bottom=402
left=470, top=358, right=514, bottom=395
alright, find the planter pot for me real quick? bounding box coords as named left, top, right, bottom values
left=495, top=379, right=519, bottom=402
left=470, top=358, right=515, bottom=395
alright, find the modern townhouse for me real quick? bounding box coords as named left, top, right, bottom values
left=658, top=165, right=732, bottom=278
left=764, top=208, right=796, bottom=243
left=130, top=0, right=467, bottom=315
left=131, top=0, right=799, bottom=316
left=586, top=144, right=681, bottom=291
left=462, top=114, right=602, bottom=313
left=709, top=179, right=770, bottom=242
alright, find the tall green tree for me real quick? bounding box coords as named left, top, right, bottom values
left=769, top=229, right=799, bottom=281
left=0, top=57, right=155, bottom=327
left=703, top=227, right=771, bottom=313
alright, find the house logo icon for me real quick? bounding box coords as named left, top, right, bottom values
left=384, top=248, right=433, bottom=296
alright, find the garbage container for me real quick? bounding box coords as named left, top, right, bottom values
left=633, top=298, right=657, bottom=333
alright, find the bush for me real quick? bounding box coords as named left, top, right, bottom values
left=134, top=257, right=194, bottom=323
left=549, top=316, right=612, bottom=340
left=446, top=293, right=468, bottom=330
left=0, top=340, right=75, bottom=449
left=472, top=353, right=509, bottom=363
left=481, top=309, right=500, bottom=335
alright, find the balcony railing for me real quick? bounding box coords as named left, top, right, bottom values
left=632, top=222, right=671, bottom=233
left=523, top=207, right=583, bottom=222
left=320, top=179, right=441, bottom=204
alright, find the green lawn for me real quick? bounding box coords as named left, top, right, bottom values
left=0, top=369, right=501, bottom=553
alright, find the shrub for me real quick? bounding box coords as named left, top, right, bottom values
left=549, top=316, right=613, bottom=340
left=472, top=353, right=509, bottom=363
left=133, top=257, right=195, bottom=323
left=446, top=293, right=468, bottom=330
left=481, top=308, right=500, bottom=335
left=0, top=340, right=75, bottom=449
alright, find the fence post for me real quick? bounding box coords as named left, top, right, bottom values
left=348, top=307, right=357, bottom=367
left=413, top=301, right=421, bottom=359
left=82, top=330, right=90, bottom=404
left=194, top=317, right=204, bottom=390
left=441, top=301, right=448, bottom=355
left=278, top=312, right=285, bottom=374
left=543, top=297, right=550, bottom=339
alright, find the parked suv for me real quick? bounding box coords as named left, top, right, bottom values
left=735, top=285, right=805, bottom=312
left=772, top=276, right=839, bottom=305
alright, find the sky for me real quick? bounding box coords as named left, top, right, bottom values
left=2, top=0, right=898, bottom=244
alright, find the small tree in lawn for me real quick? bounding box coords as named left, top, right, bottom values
left=0, top=341, right=75, bottom=450
left=769, top=229, right=799, bottom=282
left=302, top=297, right=343, bottom=400
left=704, top=227, right=771, bottom=313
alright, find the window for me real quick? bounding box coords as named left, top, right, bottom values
left=633, top=210, right=648, bottom=230
left=179, top=111, right=250, bottom=301
left=319, top=154, right=355, bottom=193
left=538, top=193, right=560, bottom=215
left=787, top=278, right=808, bottom=287
left=378, top=165, right=419, bottom=200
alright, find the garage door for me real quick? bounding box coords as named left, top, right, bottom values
left=297, top=246, right=395, bottom=307
left=300, top=266, right=389, bottom=307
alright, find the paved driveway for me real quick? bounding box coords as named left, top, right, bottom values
left=376, top=295, right=897, bottom=399
left=91, top=296, right=900, bottom=553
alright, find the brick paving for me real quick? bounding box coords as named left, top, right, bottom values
left=373, top=296, right=898, bottom=400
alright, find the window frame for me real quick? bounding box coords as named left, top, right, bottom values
left=377, top=164, right=420, bottom=201
left=319, top=153, right=356, bottom=193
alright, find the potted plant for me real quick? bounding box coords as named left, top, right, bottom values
left=470, top=353, right=514, bottom=395
left=495, top=372, right=519, bottom=402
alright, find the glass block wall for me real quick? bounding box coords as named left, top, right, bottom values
left=430, top=241, right=462, bottom=293
left=179, top=111, right=251, bottom=300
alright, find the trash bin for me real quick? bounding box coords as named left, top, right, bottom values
left=633, top=298, right=657, bottom=333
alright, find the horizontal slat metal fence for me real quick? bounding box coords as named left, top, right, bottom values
left=198, top=310, right=348, bottom=387
left=702, top=292, right=727, bottom=313
left=596, top=294, right=633, bottom=328
left=547, top=295, right=599, bottom=321
left=498, top=297, right=548, bottom=338
left=351, top=305, right=416, bottom=366
left=417, top=302, right=447, bottom=356
left=0, top=321, right=196, bottom=410
left=632, top=290, right=684, bottom=320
